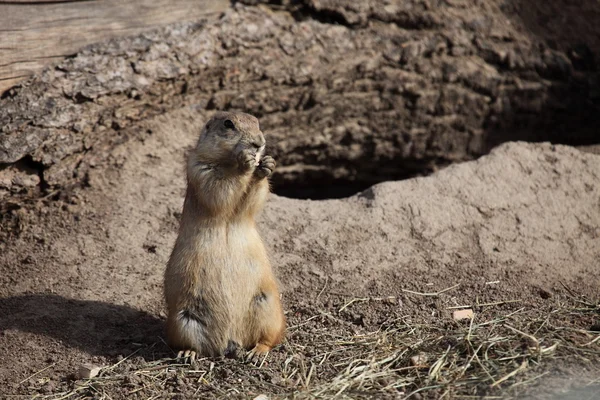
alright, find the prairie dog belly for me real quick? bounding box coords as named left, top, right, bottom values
left=224, top=222, right=266, bottom=301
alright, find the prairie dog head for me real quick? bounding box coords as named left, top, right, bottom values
left=191, top=111, right=266, bottom=169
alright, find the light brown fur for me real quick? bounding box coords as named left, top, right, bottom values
left=163, top=111, right=285, bottom=359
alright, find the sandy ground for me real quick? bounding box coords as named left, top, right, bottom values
left=1, top=107, right=599, bottom=398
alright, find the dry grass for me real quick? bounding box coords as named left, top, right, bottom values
left=23, top=289, right=600, bottom=400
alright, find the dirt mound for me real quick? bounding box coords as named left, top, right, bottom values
left=266, top=140, right=600, bottom=294
left=1, top=104, right=599, bottom=398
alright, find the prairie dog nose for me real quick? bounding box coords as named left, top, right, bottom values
left=250, top=137, right=265, bottom=150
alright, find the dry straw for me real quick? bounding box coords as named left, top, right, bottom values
left=27, top=284, right=599, bottom=399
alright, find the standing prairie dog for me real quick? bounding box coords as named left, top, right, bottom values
left=164, top=111, right=285, bottom=361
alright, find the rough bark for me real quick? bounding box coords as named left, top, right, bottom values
left=0, top=0, right=229, bottom=93
left=1, top=1, right=599, bottom=200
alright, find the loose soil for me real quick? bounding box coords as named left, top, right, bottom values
left=1, top=107, right=599, bottom=399
left=1, top=1, right=600, bottom=399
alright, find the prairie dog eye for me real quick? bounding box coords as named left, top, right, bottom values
left=223, top=120, right=236, bottom=130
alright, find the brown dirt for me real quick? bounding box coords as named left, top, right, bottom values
left=1, top=106, right=599, bottom=398
left=1, top=1, right=600, bottom=399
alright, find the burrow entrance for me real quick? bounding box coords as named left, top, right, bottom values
left=268, top=132, right=600, bottom=201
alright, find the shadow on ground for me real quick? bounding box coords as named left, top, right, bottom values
left=0, top=294, right=166, bottom=357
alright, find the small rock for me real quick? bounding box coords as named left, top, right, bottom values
left=410, top=352, right=428, bottom=367
left=78, top=364, right=102, bottom=379
left=538, top=287, right=552, bottom=299
left=453, top=309, right=474, bottom=321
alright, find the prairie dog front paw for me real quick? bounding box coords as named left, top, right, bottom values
left=255, top=155, right=275, bottom=179
left=237, top=149, right=257, bottom=172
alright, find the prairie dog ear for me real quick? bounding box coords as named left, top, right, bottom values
left=195, top=126, right=207, bottom=147
left=202, top=119, right=213, bottom=134
left=196, top=119, right=214, bottom=142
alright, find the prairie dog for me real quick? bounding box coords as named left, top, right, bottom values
left=163, top=111, right=285, bottom=360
